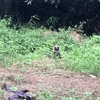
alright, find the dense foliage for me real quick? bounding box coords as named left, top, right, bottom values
left=9, top=0, right=100, bottom=35
left=0, top=18, right=100, bottom=75
left=64, top=35, right=100, bottom=75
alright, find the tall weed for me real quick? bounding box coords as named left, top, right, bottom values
left=0, top=18, right=100, bottom=75
left=64, top=35, right=100, bottom=75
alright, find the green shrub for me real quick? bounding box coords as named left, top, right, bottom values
left=64, top=35, right=100, bottom=75
left=0, top=18, right=100, bottom=75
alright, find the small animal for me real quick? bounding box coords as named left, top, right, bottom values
left=53, top=44, right=61, bottom=59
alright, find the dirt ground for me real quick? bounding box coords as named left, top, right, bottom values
left=0, top=59, right=100, bottom=99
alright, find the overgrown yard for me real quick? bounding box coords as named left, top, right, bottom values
left=0, top=19, right=100, bottom=99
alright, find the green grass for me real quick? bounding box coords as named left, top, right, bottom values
left=0, top=18, right=100, bottom=76
left=64, top=35, right=100, bottom=75
left=34, top=90, right=100, bottom=100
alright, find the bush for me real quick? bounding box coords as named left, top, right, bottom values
left=0, top=18, right=100, bottom=75
left=64, top=35, right=100, bottom=75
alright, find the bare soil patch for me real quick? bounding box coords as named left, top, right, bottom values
left=0, top=60, right=100, bottom=99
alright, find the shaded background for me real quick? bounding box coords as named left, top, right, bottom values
left=1, top=0, right=100, bottom=35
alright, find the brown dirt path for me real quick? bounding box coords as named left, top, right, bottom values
left=0, top=60, right=100, bottom=99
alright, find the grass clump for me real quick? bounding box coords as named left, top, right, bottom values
left=0, top=18, right=75, bottom=66
left=64, top=35, right=100, bottom=75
